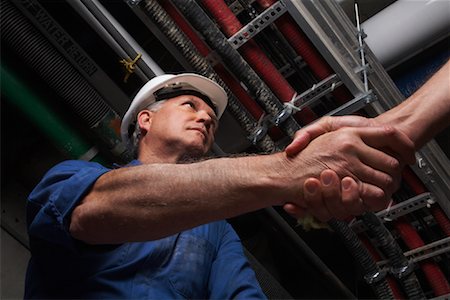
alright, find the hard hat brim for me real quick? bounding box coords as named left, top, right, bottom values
left=121, top=73, right=228, bottom=144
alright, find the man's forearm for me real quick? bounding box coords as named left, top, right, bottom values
left=376, top=60, right=450, bottom=149
left=70, top=153, right=294, bottom=244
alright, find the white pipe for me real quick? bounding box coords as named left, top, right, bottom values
left=362, top=0, right=450, bottom=69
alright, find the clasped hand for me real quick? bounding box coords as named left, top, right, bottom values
left=282, top=116, right=415, bottom=222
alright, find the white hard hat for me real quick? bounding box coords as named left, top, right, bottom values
left=121, top=73, right=228, bottom=144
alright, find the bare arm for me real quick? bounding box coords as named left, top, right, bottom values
left=375, top=59, right=450, bottom=149
left=70, top=126, right=408, bottom=244
left=70, top=154, right=288, bottom=244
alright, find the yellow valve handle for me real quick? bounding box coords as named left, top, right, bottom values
left=119, top=53, right=142, bottom=83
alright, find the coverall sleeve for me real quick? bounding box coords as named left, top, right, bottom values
left=27, top=160, right=110, bottom=250
left=207, top=222, right=267, bottom=299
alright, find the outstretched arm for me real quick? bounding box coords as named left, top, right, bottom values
left=375, top=59, right=450, bottom=149
left=69, top=127, right=409, bottom=244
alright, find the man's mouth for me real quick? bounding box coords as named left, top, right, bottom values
left=190, top=127, right=207, bottom=139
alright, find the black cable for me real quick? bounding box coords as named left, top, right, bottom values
left=169, top=0, right=302, bottom=138
left=141, top=0, right=276, bottom=152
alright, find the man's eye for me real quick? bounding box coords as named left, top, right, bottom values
left=183, top=101, right=195, bottom=109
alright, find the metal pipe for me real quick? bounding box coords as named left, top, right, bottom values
left=79, top=0, right=164, bottom=77
left=362, top=0, right=450, bottom=69
left=67, top=0, right=149, bottom=82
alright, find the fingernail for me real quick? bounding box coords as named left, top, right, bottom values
left=342, top=179, right=351, bottom=190
left=322, top=172, right=333, bottom=185
left=306, top=183, right=317, bottom=194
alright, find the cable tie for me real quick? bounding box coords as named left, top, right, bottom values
left=285, top=93, right=303, bottom=113
left=364, top=269, right=387, bottom=284
left=383, top=199, right=394, bottom=222
left=330, top=82, right=336, bottom=91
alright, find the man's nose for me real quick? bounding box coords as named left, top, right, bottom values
left=197, top=110, right=212, bottom=126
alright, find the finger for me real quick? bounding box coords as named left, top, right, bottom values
left=286, top=117, right=335, bottom=156
left=283, top=203, right=307, bottom=219
left=356, top=152, right=399, bottom=197
left=304, top=178, right=332, bottom=222
left=341, top=177, right=365, bottom=216
left=320, top=170, right=347, bottom=220
left=358, top=182, right=390, bottom=212
left=360, top=126, right=416, bottom=165
left=285, top=131, right=312, bottom=157
left=340, top=127, right=403, bottom=195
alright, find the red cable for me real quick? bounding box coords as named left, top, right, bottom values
left=395, top=219, right=450, bottom=296
left=360, top=236, right=404, bottom=299
left=160, top=0, right=283, bottom=140
left=255, top=0, right=352, bottom=105
left=402, top=167, right=450, bottom=236
left=200, top=0, right=317, bottom=125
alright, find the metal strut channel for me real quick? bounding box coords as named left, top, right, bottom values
left=228, top=1, right=287, bottom=49
left=326, top=91, right=376, bottom=117
left=350, top=193, right=436, bottom=233
left=249, top=74, right=344, bottom=143
left=377, top=237, right=450, bottom=268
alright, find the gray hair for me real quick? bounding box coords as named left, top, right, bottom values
left=129, top=100, right=167, bottom=157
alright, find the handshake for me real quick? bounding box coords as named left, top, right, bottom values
left=278, top=115, right=416, bottom=222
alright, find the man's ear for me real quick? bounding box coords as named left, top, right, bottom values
left=137, top=110, right=153, bottom=135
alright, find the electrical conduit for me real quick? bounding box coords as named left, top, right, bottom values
left=1, top=65, right=95, bottom=160
left=396, top=168, right=450, bottom=296
left=1, top=0, right=130, bottom=161
left=158, top=0, right=283, bottom=140
left=329, top=219, right=395, bottom=299
left=142, top=0, right=276, bottom=151
left=255, top=0, right=352, bottom=105
left=170, top=0, right=301, bottom=138
left=361, top=213, right=425, bottom=299
left=199, top=0, right=317, bottom=125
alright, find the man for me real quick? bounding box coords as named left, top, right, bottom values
left=25, top=73, right=414, bottom=298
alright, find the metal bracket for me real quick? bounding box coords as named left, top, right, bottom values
left=126, top=0, right=143, bottom=6
left=279, top=56, right=307, bottom=77
left=377, top=237, right=450, bottom=269
left=248, top=74, right=344, bottom=144
left=228, top=1, right=287, bottom=49
left=350, top=193, right=435, bottom=232
left=326, top=90, right=376, bottom=116
left=291, top=74, right=342, bottom=111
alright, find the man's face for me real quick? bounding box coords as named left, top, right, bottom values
left=145, top=95, right=218, bottom=158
